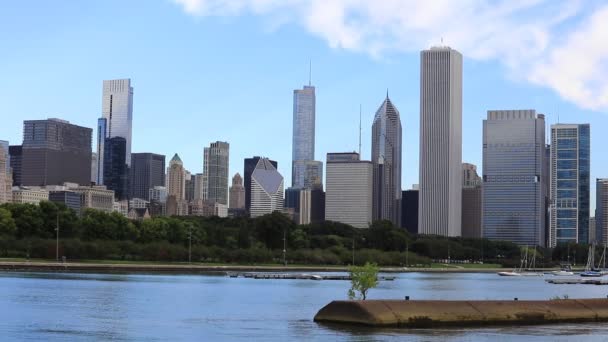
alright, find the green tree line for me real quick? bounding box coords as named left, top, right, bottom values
left=0, top=202, right=595, bottom=266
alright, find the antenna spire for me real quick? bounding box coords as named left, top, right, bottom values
left=308, top=59, right=312, bottom=86
left=386, top=88, right=389, bottom=99
left=359, top=104, right=362, bottom=156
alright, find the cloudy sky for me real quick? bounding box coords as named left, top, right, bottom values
left=1, top=0, right=607, bottom=209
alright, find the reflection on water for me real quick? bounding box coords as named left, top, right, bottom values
left=1, top=271, right=608, bottom=341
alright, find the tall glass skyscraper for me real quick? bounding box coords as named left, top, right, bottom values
left=418, top=46, right=462, bottom=237
left=549, top=124, right=590, bottom=246
left=596, top=179, right=608, bottom=247
left=371, top=94, right=402, bottom=226
left=482, top=110, right=548, bottom=247
left=204, top=141, right=229, bottom=205
left=292, top=85, right=316, bottom=188
left=103, top=137, right=128, bottom=200
left=100, top=79, right=133, bottom=168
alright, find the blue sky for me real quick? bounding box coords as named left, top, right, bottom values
left=1, top=0, right=608, bottom=210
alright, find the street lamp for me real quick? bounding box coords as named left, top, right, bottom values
left=55, top=212, right=59, bottom=262
left=188, top=226, right=192, bottom=264
left=282, top=229, right=287, bottom=266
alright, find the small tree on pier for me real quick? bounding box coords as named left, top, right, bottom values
left=348, top=262, right=379, bottom=300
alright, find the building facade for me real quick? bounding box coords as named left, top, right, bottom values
left=418, top=46, right=463, bottom=237
left=250, top=158, right=284, bottom=218
left=371, top=94, right=402, bottom=226
left=103, top=137, right=128, bottom=200
left=12, top=187, right=49, bottom=204
left=549, top=124, right=590, bottom=246
left=49, top=191, right=82, bottom=213
left=462, top=163, right=482, bottom=238
left=167, top=154, right=185, bottom=201
left=292, top=85, right=316, bottom=188
left=401, top=189, right=419, bottom=234
left=325, top=152, right=373, bottom=229
left=101, top=79, right=133, bottom=167
left=71, top=185, right=115, bottom=213
left=596, top=179, right=608, bottom=247
left=21, top=119, right=92, bottom=186
left=0, top=145, right=8, bottom=204
left=244, top=157, right=278, bottom=213
left=229, top=173, right=245, bottom=209
left=8, top=145, right=22, bottom=186
left=204, top=141, right=229, bottom=205
left=482, top=110, right=548, bottom=246
left=130, top=153, right=165, bottom=201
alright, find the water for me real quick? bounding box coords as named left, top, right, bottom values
left=1, top=271, right=608, bottom=341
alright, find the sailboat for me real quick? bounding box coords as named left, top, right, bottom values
left=580, top=245, right=603, bottom=277
left=498, top=247, right=543, bottom=277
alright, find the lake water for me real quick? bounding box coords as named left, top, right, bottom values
left=1, top=271, right=608, bottom=341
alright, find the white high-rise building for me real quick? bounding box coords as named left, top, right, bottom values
left=100, top=79, right=133, bottom=168
left=325, top=152, right=373, bottom=229
left=250, top=158, right=284, bottom=218
left=418, top=46, right=463, bottom=237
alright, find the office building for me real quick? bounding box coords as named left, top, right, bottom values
left=310, top=188, right=325, bottom=224
left=49, top=191, right=82, bottom=213
left=149, top=186, right=167, bottom=203
left=244, top=156, right=278, bottom=213
left=203, top=141, right=229, bottom=205
left=103, top=137, right=128, bottom=200
left=167, top=153, right=185, bottom=201
left=101, top=79, right=133, bottom=167
left=0, top=140, right=8, bottom=172
left=418, top=46, right=463, bottom=237
left=21, top=119, right=92, bottom=187
left=401, top=189, right=419, bottom=234
left=130, top=153, right=165, bottom=201
left=70, top=185, right=115, bottom=213
left=229, top=173, right=245, bottom=209
left=549, top=124, right=590, bottom=246
left=193, top=173, right=205, bottom=200
left=462, top=163, right=482, bottom=238
left=0, top=146, right=8, bottom=204
left=9, top=145, right=22, bottom=186
left=96, top=118, right=107, bottom=184
left=597, top=179, right=608, bottom=247
left=185, top=171, right=195, bottom=201
left=372, top=94, right=402, bottom=226
left=292, top=84, right=316, bottom=187
left=482, top=110, right=548, bottom=246
left=91, top=152, right=97, bottom=184
left=250, top=158, right=284, bottom=218
left=11, top=187, right=49, bottom=204
left=325, top=152, right=373, bottom=228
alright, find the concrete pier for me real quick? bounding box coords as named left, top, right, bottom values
left=314, top=299, right=608, bottom=327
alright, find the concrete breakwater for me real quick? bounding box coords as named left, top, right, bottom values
left=314, top=299, right=608, bottom=327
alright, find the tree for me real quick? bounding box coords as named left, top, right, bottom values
left=348, top=262, right=379, bottom=300
left=0, top=208, right=16, bottom=236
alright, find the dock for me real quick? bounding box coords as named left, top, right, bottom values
left=314, top=298, right=608, bottom=327
left=546, top=278, right=608, bottom=285
left=228, top=273, right=395, bottom=281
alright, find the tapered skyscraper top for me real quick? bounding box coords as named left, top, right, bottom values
left=418, top=46, right=463, bottom=237
left=371, top=95, right=402, bottom=226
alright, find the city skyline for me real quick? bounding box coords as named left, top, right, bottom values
left=1, top=1, right=608, bottom=213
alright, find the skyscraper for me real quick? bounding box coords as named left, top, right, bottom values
left=8, top=145, right=22, bottom=186
left=250, top=158, right=284, bottom=218
left=244, top=156, right=277, bottom=213
left=91, top=152, right=98, bottom=184
left=596, top=179, right=608, bottom=247
left=167, top=153, right=185, bottom=200
left=325, top=152, right=373, bottom=229
left=482, top=110, right=548, bottom=247
left=96, top=118, right=107, bottom=184
left=292, top=85, right=316, bottom=188
left=21, top=118, right=92, bottom=186
left=401, top=189, right=419, bottom=234
left=130, top=153, right=165, bottom=200
left=204, top=141, right=229, bottom=205
left=550, top=124, right=590, bottom=246
left=461, top=163, right=482, bottom=239
left=103, top=137, right=128, bottom=200
left=371, top=94, right=402, bottom=226
left=418, top=46, right=463, bottom=237
left=0, top=144, right=8, bottom=204
left=101, top=79, right=133, bottom=166
left=229, top=173, right=245, bottom=209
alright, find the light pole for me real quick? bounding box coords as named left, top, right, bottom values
left=188, top=226, right=192, bottom=264
left=55, top=212, right=59, bottom=262
left=282, top=229, right=287, bottom=266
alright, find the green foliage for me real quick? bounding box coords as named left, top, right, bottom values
left=348, top=262, right=379, bottom=300
left=0, top=208, right=16, bottom=236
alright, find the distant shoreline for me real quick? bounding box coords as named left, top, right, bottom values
left=0, top=260, right=561, bottom=275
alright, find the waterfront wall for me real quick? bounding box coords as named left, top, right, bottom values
left=314, top=299, right=608, bottom=327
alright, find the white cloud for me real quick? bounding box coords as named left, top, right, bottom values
left=172, top=0, right=608, bottom=111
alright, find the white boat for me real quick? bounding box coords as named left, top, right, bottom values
left=498, top=271, right=522, bottom=277
left=551, top=270, right=574, bottom=276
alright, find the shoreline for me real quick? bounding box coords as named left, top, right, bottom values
left=0, top=260, right=552, bottom=275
